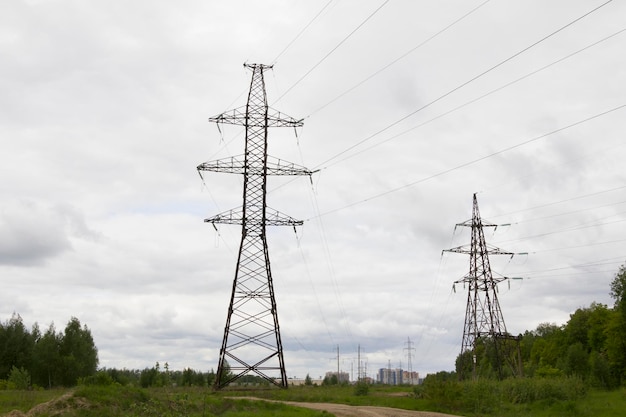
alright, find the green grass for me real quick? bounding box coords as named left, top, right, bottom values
left=1, top=383, right=625, bottom=416
left=222, top=382, right=626, bottom=417
left=0, top=389, right=67, bottom=414
left=1, top=384, right=332, bottom=417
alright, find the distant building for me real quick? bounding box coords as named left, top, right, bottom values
left=378, top=368, right=420, bottom=385
left=289, top=377, right=323, bottom=386
left=324, top=371, right=350, bottom=383
left=378, top=368, right=402, bottom=385
left=402, top=370, right=420, bottom=385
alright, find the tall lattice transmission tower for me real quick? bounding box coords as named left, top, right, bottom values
left=443, top=193, right=521, bottom=380
left=198, top=63, right=312, bottom=389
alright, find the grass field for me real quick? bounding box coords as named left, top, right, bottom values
left=1, top=382, right=626, bottom=416
left=0, top=389, right=66, bottom=414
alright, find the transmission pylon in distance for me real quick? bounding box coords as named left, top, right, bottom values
left=198, top=63, right=313, bottom=389
left=443, top=193, right=522, bottom=380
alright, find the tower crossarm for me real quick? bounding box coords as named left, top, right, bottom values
left=205, top=207, right=304, bottom=227
left=454, top=219, right=499, bottom=230
left=443, top=245, right=472, bottom=255
left=209, top=107, right=304, bottom=128
left=198, top=155, right=314, bottom=176
left=204, top=208, right=245, bottom=225
left=264, top=207, right=305, bottom=226
left=485, top=244, right=514, bottom=257
left=454, top=273, right=509, bottom=285
left=443, top=244, right=513, bottom=257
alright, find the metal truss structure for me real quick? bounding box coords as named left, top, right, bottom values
left=198, top=63, right=312, bottom=389
left=444, top=193, right=521, bottom=380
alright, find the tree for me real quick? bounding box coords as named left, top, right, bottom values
left=218, top=360, right=234, bottom=386
left=58, top=317, right=99, bottom=386
left=140, top=366, right=158, bottom=388
left=0, top=313, right=35, bottom=379
left=586, top=303, right=611, bottom=352
left=610, top=264, right=626, bottom=311
left=565, top=308, right=592, bottom=348
left=608, top=264, right=626, bottom=382
left=589, top=350, right=616, bottom=389
left=31, top=323, right=62, bottom=388
left=563, top=342, right=589, bottom=378
left=322, top=373, right=338, bottom=385
left=455, top=349, right=474, bottom=380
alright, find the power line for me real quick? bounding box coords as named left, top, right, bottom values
left=532, top=238, right=626, bottom=253
left=312, top=0, right=614, bottom=170
left=268, top=25, right=626, bottom=199
left=271, top=0, right=335, bottom=65
left=308, top=103, right=626, bottom=220
left=495, top=216, right=626, bottom=245
left=273, top=0, right=390, bottom=105
left=305, top=0, right=493, bottom=117
left=320, top=26, right=626, bottom=169
left=490, top=185, right=626, bottom=219
left=520, top=256, right=625, bottom=275
left=511, top=200, right=626, bottom=224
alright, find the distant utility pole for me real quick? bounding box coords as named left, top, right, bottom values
left=198, top=63, right=312, bottom=389
left=357, top=345, right=361, bottom=381
left=337, top=345, right=340, bottom=380
left=404, top=337, right=415, bottom=385
left=443, top=193, right=522, bottom=380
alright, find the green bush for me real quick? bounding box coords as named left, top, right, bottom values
left=8, top=366, right=31, bottom=390
left=420, top=375, right=588, bottom=415
left=422, top=377, right=464, bottom=411
left=353, top=381, right=369, bottom=396
left=500, top=376, right=586, bottom=403
left=462, top=379, right=499, bottom=414
left=79, top=371, right=115, bottom=386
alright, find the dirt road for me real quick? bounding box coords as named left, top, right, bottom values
left=238, top=398, right=462, bottom=417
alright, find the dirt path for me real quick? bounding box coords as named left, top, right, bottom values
left=234, top=397, right=462, bottom=417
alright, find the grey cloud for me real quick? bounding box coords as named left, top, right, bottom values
left=0, top=200, right=72, bottom=266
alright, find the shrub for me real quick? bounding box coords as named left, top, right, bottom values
left=462, top=379, right=499, bottom=414
left=353, top=381, right=369, bottom=396
left=501, top=376, right=586, bottom=403
left=79, top=370, right=115, bottom=386
left=8, top=366, right=31, bottom=390
left=422, top=377, right=463, bottom=411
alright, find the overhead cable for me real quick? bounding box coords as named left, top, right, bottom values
left=273, top=0, right=390, bottom=105
left=313, top=0, right=615, bottom=170
left=271, top=0, right=335, bottom=65
left=308, top=103, right=626, bottom=220
left=322, top=26, right=626, bottom=168
left=306, top=0, right=492, bottom=117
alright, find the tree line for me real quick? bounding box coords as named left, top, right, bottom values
left=0, top=314, right=98, bottom=389
left=455, top=263, right=626, bottom=389
left=88, top=361, right=272, bottom=388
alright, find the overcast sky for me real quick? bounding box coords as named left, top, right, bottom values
left=2, top=0, right=625, bottom=381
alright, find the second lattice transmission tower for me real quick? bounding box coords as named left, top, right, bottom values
left=198, top=63, right=312, bottom=389
left=444, top=193, right=521, bottom=380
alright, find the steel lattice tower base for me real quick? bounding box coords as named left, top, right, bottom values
left=444, top=194, right=521, bottom=380
left=198, top=63, right=312, bottom=389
